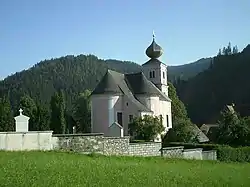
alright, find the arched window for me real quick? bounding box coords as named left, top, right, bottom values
left=149, top=71, right=152, bottom=78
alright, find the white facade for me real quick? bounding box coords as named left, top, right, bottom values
left=142, top=62, right=169, bottom=96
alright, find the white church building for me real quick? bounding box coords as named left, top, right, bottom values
left=90, top=34, right=172, bottom=141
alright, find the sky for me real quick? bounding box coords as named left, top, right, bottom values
left=0, top=0, right=249, bottom=79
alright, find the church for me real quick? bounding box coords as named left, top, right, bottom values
left=90, top=34, right=172, bottom=141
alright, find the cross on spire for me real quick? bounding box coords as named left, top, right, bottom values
left=152, top=30, right=155, bottom=40
left=19, top=108, right=23, bottom=115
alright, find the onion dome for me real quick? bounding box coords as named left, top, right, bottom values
left=145, top=32, right=163, bottom=59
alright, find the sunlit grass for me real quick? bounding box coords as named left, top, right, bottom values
left=0, top=151, right=250, bottom=187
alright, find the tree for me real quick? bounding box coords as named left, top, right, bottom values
left=217, top=48, right=222, bottom=56
left=216, top=108, right=241, bottom=145
left=73, top=90, right=91, bottom=133
left=35, top=104, right=50, bottom=131
left=168, top=82, right=188, bottom=122
left=163, top=118, right=196, bottom=143
left=50, top=90, right=66, bottom=134
left=233, top=45, right=238, bottom=54
left=162, top=82, right=197, bottom=143
left=129, top=115, right=164, bottom=141
left=19, top=95, right=38, bottom=130
left=0, top=96, right=14, bottom=131
left=227, top=42, right=232, bottom=55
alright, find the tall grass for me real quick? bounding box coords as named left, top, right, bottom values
left=0, top=151, right=249, bottom=186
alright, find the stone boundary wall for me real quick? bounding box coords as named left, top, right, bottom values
left=51, top=133, right=217, bottom=160
left=183, top=148, right=203, bottom=160
left=52, top=133, right=130, bottom=155
left=202, top=150, right=217, bottom=160
left=129, top=142, right=162, bottom=156
left=161, top=146, right=184, bottom=158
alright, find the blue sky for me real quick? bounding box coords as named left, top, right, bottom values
left=0, top=0, right=249, bottom=79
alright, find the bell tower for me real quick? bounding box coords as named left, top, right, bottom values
left=142, top=32, right=169, bottom=96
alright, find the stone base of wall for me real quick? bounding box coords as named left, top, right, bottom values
left=52, top=134, right=217, bottom=160
left=0, top=131, right=53, bottom=151
left=129, top=142, right=162, bottom=156
left=0, top=132, right=217, bottom=160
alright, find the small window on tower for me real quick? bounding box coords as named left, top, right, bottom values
left=166, top=115, right=169, bottom=127
left=163, top=72, right=165, bottom=79
left=149, top=71, right=152, bottom=78
left=152, top=71, right=155, bottom=78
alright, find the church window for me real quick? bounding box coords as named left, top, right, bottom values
left=163, top=71, right=165, bottom=79
left=152, top=71, right=155, bottom=78
left=117, top=112, right=123, bottom=126
left=166, top=115, right=169, bottom=127
left=149, top=71, right=152, bottom=78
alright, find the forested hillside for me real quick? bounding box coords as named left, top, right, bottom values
left=175, top=44, right=250, bottom=124
left=168, top=58, right=212, bottom=81
left=0, top=54, right=210, bottom=112
left=0, top=55, right=141, bottom=111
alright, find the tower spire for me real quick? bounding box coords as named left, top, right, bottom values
left=145, top=30, right=163, bottom=59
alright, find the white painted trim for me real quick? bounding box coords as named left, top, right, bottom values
left=90, top=100, right=93, bottom=132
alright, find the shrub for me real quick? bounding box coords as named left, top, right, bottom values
left=129, top=115, right=164, bottom=141
left=217, top=146, right=250, bottom=162
left=164, top=142, right=250, bottom=162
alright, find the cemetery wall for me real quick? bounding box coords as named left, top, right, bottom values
left=129, top=142, right=162, bottom=156
left=52, top=134, right=217, bottom=160
left=0, top=131, right=53, bottom=151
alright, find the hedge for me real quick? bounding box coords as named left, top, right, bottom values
left=165, top=142, right=250, bottom=162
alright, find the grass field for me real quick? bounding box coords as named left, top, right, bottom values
left=0, top=151, right=250, bottom=187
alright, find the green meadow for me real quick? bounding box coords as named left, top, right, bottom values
left=0, top=151, right=249, bottom=187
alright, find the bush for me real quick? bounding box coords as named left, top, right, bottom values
left=164, top=142, right=250, bottom=162
left=129, top=115, right=164, bottom=141
left=217, top=146, right=250, bottom=162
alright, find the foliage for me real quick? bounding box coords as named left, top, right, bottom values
left=19, top=95, right=38, bottom=130
left=166, top=142, right=250, bottom=162
left=0, top=151, right=250, bottom=186
left=175, top=44, right=250, bottom=124
left=35, top=104, right=50, bottom=131
left=217, top=146, right=250, bottom=162
left=163, top=118, right=196, bottom=144
left=215, top=109, right=250, bottom=146
left=168, top=82, right=188, bottom=121
left=0, top=96, right=14, bottom=131
left=163, top=83, right=196, bottom=143
left=129, top=115, right=164, bottom=141
left=50, top=90, right=66, bottom=134
left=73, top=89, right=91, bottom=133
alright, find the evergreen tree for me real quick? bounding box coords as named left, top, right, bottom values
left=222, top=47, right=227, bottom=55
left=50, top=90, right=66, bottom=134
left=217, top=48, right=222, bottom=56
left=163, top=82, right=196, bottom=144
left=73, top=89, right=91, bottom=133
left=36, top=104, right=50, bottom=131
left=227, top=42, right=232, bottom=55
left=19, top=95, right=38, bottom=130
left=0, top=96, right=14, bottom=131
left=233, top=45, right=238, bottom=54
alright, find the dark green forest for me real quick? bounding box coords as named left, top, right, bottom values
left=175, top=43, right=250, bottom=124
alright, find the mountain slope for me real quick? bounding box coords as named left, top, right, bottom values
left=175, top=44, right=250, bottom=124
left=0, top=54, right=211, bottom=114
left=0, top=55, right=141, bottom=110
left=168, top=58, right=212, bottom=81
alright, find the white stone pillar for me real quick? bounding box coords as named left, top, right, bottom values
left=14, top=108, right=30, bottom=132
